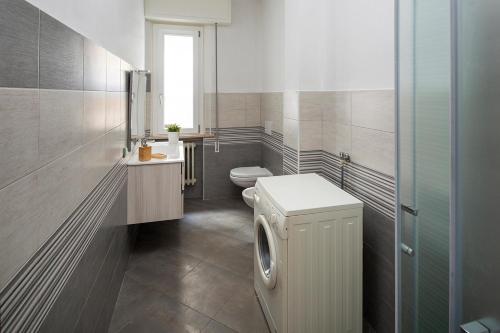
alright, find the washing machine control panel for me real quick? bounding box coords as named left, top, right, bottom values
left=255, top=186, right=288, bottom=239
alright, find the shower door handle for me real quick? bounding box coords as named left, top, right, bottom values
left=401, top=204, right=418, bottom=216
left=401, top=243, right=415, bottom=257
left=159, top=93, right=164, bottom=105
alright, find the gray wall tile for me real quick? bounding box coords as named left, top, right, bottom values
left=351, top=125, right=395, bottom=176
left=106, top=52, right=121, bottom=92
left=37, top=151, right=83, bottom=247
left=0, top=0, right=39, bottom=88
left=352, top=90, right=395, bottom=133
left=39, top=89, right=84, bottom=164
left=262, top=144, right=283, bottom=176
left=0, top=173, right=41, bottom=290
left=105, top=91, right=122, bottom=131
left=83, top=91, right=106, bottom=143
left=363, top=205, right=395, bottom=333
left=39, top=12, right=84, bottom=90
left=81, top=136, right=107, bottom=196
left=39, top=185, right=130, bottom=333
left=84, top=38, right=107, bottom=91
left=0, top=88, right=39, bottom=189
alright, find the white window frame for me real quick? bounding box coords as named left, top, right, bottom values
left=152, top=24, right=203, bottom=135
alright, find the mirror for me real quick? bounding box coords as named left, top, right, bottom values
left=127, top=70, right=149, bottom=151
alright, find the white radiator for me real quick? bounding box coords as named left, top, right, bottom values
left=184, top=142, right=197, bottom=186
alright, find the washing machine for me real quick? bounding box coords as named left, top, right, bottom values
left=253, top=173, right=364, bottom=333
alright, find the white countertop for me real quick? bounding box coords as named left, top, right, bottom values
left=256, top=173, right=363, bottom=216
left=127, top=141, right=185, bottom=166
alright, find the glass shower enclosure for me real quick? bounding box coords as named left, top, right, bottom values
left=396, top=0, right=500, bottom=332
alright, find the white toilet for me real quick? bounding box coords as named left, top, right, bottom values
left=230, top=166, right=273, bottom=188
left=230, top=167, right=273, bottom=208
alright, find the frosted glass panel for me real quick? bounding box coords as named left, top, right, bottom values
left=456, top=0, right=500, bottom=328
left=397, top=0, right=451, bottom=331
left=163, top=34, right=194, bottom=129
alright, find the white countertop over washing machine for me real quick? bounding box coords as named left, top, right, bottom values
left=253, top=173, right=364, bottom=333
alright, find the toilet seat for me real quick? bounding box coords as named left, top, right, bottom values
left=230, top=167, right=273, bottom=180
left=230, top=167, right=273, bottom=188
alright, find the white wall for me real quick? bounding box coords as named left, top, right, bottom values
left=263, top=0, right=394, bottom=92
left=27, top=0, right=145, bottom=68
left=204, top=0, right=263, bottom=93
left=145, top=0, right=231, bottom=24
left=261, top=0, right=285, bottom=92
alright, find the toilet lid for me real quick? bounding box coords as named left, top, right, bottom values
left=230, top=167, right=273, bottom=179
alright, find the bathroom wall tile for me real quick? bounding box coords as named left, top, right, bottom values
left=120, top=61, right=131, bottom=92
left=0, top=88, right=39, bottom=189
left=39, top=89, right=84, bottom=164
left=106, top=91, right=122, bottom=131
left=352, top=90, right=395, bottom=133
left=262, top=144, right=283, bottom=177
left=299, top=120, right=322, bottom=151
left=105, top=124, right=125, bottom=169
left=322, top=121, right=351, bottom=155
left=203, top=93, right=215, bottom=130
left=218, top=93, right=245, bottom=128
left=39, top=12, right=84, bottom=90
left=299, top=92, right=326, bottom=121
left=351, top=126, right=395, bottom=176
left=283, top=118, right=299, bottom=150
left=0, top=173, right=41, bottom=290
left=38, top=182, right=129, bottom=333
left=84, top=39, right=107, bottom=91
left=283, top=90, right=299, bottom=120
left=244, top=93, right=261, bottom=127
left=106, top=52, right=121, bottom=92
left=0, top=0, right=39, bottom=88
left=120, top=92, right=128, bottom=125
left=81, top=136, right=107, bottom=196
left=261, top=92, right=283, bottom=133
left=323, top=91, right=352, bottom=124
left=0, top=148, right=83, bottom=290
left=83, top=91, right=106, bottom=143
left=37, top=151, right=83, bottom=245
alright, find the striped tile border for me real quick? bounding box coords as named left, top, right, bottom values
left=299, top=150, right=395, bottom=219
left=0, top=161, right=127, bottom=332
left=203, top=127, right=262, bottom=145
left=299, top=150, right=323, bottom=175
left=283, top=145, right=298, bottom=175
left=262, top=130, right=283, bottom=153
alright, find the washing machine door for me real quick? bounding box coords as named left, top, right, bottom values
left=255, top=214, right=277, bottom=289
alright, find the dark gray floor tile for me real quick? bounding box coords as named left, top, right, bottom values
left=108, top=198, right=261, bottom=333
left=39, top=11, right=84, bottom=90
left=109, top=275, right=211, bottom=333
left=202, top=320, right=237, bottom=333
left=0, top=0, right=39, bottom=88
left=175, top=262, right=247, bottom=317
left=204, top=241, right=254, bottom=277
left=214, top=280, right=270, bottom=333
left=126, top=249, right=201, bottom=296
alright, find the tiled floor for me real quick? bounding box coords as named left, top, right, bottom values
left=108, top=198, right=270, bottom=333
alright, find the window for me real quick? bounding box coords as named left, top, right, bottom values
left=153, top=25, right=202, bottom=134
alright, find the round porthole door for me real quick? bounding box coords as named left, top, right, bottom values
left=255, top=214, right=277, bottom=289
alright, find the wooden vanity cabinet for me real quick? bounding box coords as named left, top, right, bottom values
left=127, top=162, right=184, bottom=224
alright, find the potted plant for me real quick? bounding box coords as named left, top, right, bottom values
left=165, top=123, right=181, bottom=144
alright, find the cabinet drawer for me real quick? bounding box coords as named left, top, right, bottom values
left=128, top=163, right=183, bottom=224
